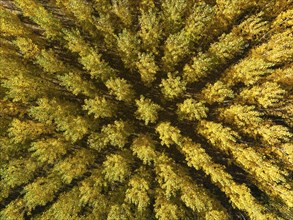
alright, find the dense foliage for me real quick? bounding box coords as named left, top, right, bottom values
left=0, top=0, right=292, bottom=219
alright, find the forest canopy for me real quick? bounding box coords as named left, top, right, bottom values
left=0, top=0, right=292, bottom=219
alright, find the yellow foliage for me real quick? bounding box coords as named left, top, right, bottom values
left=53, top=148, right=95, bottom=184
left=131, top=135, right=157, bottom=165
left=125, top=175, right=150, bottom=211
left=106, top=77, right=135, bottom=103
left=0, top=0, right=292, bottom=219
left=0, top=6, right=32, bottom=37
left=135, top=96, right=161, bottom=125
left=160, top=73, right=186, bottom=99
left=136, top=52, right=159, bottom=85
left=83, top=95, right=116, bottom=119
left=177, top=98, right=208, bottom=121
left=240, top=82, right=286, bottom=108
left=201, top=81, right=234, bottom=104
left=156, top=122, right=182, bottom=147
left=29, top=137, right=71, bottom=165
left=102, top=153, right=131, bottom=183
left=138, top=9, right=162, bottom=54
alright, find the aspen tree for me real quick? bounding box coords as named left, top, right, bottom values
left=29, top=137, right=71, bottom=165
left=1, top=157, right=38, bottom=188
left=93, top=12, right=115, bottom=36
left=154, top=153, right=229, bottom=219
left=223, top=29, right=293, bottom=86
left=160, top=73, right=186, bottom=100
left=78, top=169, right=108, bottom=219
left=224, top=56, right=275, bottom=86
left=111, top=0, right=134, bottom=27
left=254, top=30, right=293, bottom=64
left=135, top=136, right=224, bottom=217
left=155, top=156, right=181, bottom=198
left=256, top=124, right=292, bottom=146
left=273, top=143, right=293, bottom=170
left=220, top=104, right=292, bottom=146
left=106, top=77, right=135, bottom=103
left=183, top=13, right=269, bottom=83
left=184, top=2, right=215, bottom=42
left=219, top=104, right=263, bottom=130
left=1, top=71, right=54, bottom=103
left=0, top=54, right=27, bottom=78
left=0, top=5, right=33, bottom=37
left=180, top=138, right=278, bottom=220
left=154, top=189, right=184, bottom=220
left=0, top=137, right=22, bottom=165
left=136, top=52, right=159, bottom=85
left=0, top=101, right=25, bottom=145
left=0, top=38, right=18, bottom=59
left=161, top=30, right=190, bottom=72
left=125, top=172, right=151, bottom=212
left=92, top=0, right=111, bottom=13
left=35, top=186, right=81, bottom=220
left=23, top=175, right=62, bottom=212
left=55, top=0, right=94, bottom=23
left=53, top=148, right=95, bottom=184
left=155, top=121, right=280, bottom=218
left=12, top=0, right=63, bottom=39
left=131, top=135, right=158, bottom=165
left=35, top=49, right=67, bottom=74
left=29, top=98, right=90, bottom=143
left=56, top=0, right=108, bottom=41
left=197, top=120, right=240, bottom=152
left=272, top=8, right=293, bottom=31
left=14, top=37, right=40, bottom=59
left=28, top=98, right=59, bottom=125
left=161, top=2, right=215, bottom=72
left=64, top=29, right=116, bottom=81
left=83, top=95, right=117, bottom=119
left=266, top=97, right=293, bottom=127
left=58, top=72, right=98, bottom=97
left=87, top=132, right=109, bottom=152
left=8, top=119, right=53, bottom=144
left=106, top=202, right=146, bottom=220
left=138, top=9, right=162, bottom=54
left=116, top=29, right=141, bottom=69
left=239, top=82, right=286, bottom=108
left=103, top=120, right=133, bottom=148
left=201, top=81, right=234, bottom=104
left=156, top=122, right=182, bottom=147
left=0, top=100, right=25, bottom=118
left=267, top=64, right=293, bottom=86
left=215, top=0, right=258, bottom=23
left=88, top=120, right=133, bottom=151
left=0, top=180, right=11, bottom=204
left=135, top=96, right=161, bottom=125
left=161, top=0, right=188, bottom=34
left=0, top=198, right=26, bottom=220
left=177, top=98, right=208, bottom=121
left=102, top=152, right=132, bottom=183
left=197, top=120, right=293, bottom=207
left=13, top=36, right=69, bottom=79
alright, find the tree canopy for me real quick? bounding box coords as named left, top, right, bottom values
left=0, top=0, right=292, bottom=219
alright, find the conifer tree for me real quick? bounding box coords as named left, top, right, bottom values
left=0, top=1, right=292, bottom=219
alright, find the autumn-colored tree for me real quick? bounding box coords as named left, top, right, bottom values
left=0, top=1, right=292, bottom=220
